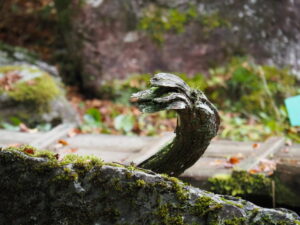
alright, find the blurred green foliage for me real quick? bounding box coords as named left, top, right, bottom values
left=204, top=58, right=300, bottom=142
left=100, top=74, right=151, bottom=105
left=138, top=5, right=197, bottom=44
left=206, top=58, right=298, bottom=117
left=138, top=5, right=230, bottom=44
left=2, top=58, right=298, bottom=142
left=97, top=58, right=300, bottom=142
left=80, top=108, right=108, bottom=133
left=114, top=114, right=135, bottom=134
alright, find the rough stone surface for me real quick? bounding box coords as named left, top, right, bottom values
left=0, top=148, right=299, bottom=225
left=56, top=0, right=300, bottom=96
left=0, top=42, right=58, bottom=76
left=0, top=43, right=79, bottom=125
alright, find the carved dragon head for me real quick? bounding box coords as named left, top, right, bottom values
left=131, top=73, right=220, bottom=176
left=131, top=73, right=220, bottom=128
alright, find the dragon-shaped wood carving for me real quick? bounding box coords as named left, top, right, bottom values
left=132, top=73, right=220, bottom=176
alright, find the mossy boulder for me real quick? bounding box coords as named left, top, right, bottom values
left=0, top=41, right=58, bottom=76
left=0, top=42, right=78, bottom=126
left=0, top=146, right=299, bottom=225
left=0, top=64, right=78, bottom=126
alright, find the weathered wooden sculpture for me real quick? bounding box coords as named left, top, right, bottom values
left=133, top=73, right=220, bottom=176
left=0, top=73, right=299, bottom=224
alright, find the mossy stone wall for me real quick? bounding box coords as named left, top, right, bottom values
left=1, top=147, right=299, bottom=224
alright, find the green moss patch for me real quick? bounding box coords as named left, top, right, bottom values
left=209, top=170, right=300, bottom=208
left=191, top=196, right=223, bottom=217
left=0, top=65, right=61, bottom=112
left=1, top=147, right=300, bottom=224
left=138, top=5, right=197, bottom=44
left=209, top=171, right=271, bottom=196
left=208, top=171, right=271, bottom=197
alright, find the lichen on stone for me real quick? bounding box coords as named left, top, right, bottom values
left=138, top=4, right=197, bottom=44
left=208, top=170, right=271, bottom=197
left=0, top=65, right=61, bottom=112
left=0, top=147, right=299, bottom=224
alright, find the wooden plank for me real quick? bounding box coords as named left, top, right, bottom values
left=277, top=162, right=300, bottom=173
left=203, top=140, right=256, bottom=158
left=182, top=168, right=231, bottom=181
left=30, top=123, right=75, bottom=149
left=275, top=144, right=300, bottom=159
left=124, top=132, right=175, bottom=165
left=236, top=137, right=285, bottom=171
left=181, top=157, right=232, bottom=187
left=64, top=133, right=160, bottom=153
left=0, top=130, right=43, bottom=146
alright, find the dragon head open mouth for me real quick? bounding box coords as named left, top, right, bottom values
left=131, top=73, right=219, bottom=122
left=131, top=73, right=220, bottom=176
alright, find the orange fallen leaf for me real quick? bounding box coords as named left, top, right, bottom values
left=24, top=148, right=35, bottom=155
left=249, top=169, right=259, bottom=174
left=229, top=156, right=240, bottom=165
left=70, top=148, right=78, bottom=153
left=58, top=139, right=69, bottom=146
left=62, top=148, right=78, bottom=153
left=252, top=143, right=260, bottom=149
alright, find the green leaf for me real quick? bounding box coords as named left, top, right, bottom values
left=86, top=108, right=102, bottom=122
left=83, top=114, right=100, bottom=127
left=9, top=117, right=22, bottom=126
left=1, top=122, right=19, bottom=131
left=114, top=115, right=135, bottom=133
left=36, top=123, right=52, bottom=132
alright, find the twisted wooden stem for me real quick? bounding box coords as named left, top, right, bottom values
left=131, top=73, right=220, bottom=176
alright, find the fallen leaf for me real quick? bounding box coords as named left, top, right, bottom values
left=24, top=148, right=35, bottom=155
left=249, top=169, right=259, bottom=174
left=58, top=139, right=69, bottom=146
left=90, top=99, right=102, bottom=107
left=70, top=148, right=78, bottom=153
left=252, top=143, right=260, bottom=149
left=228, top=156, right=240, bottom=165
